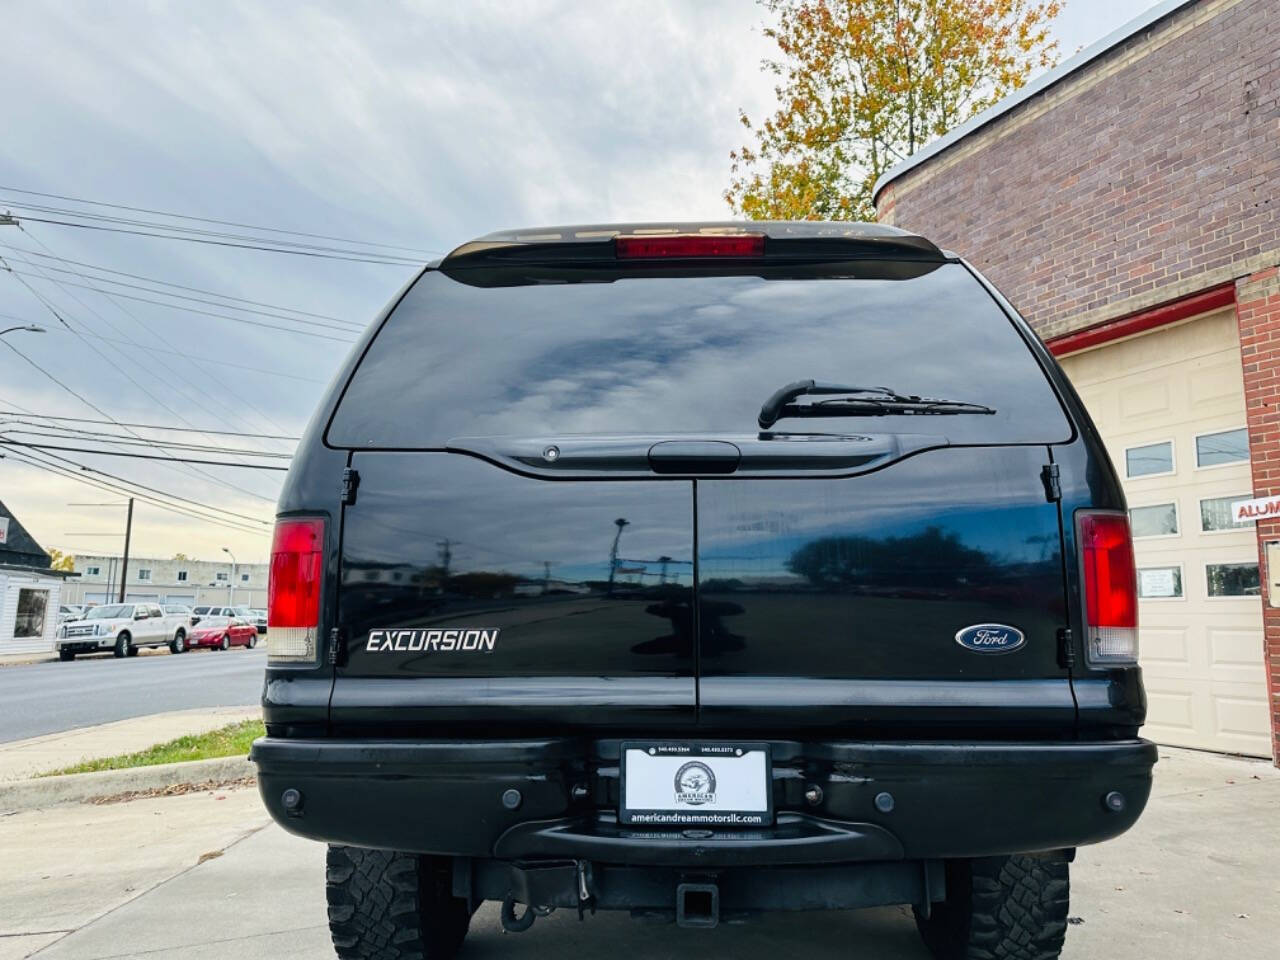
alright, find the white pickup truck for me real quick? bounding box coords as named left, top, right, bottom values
left=56, top=602, right=191, bottom=661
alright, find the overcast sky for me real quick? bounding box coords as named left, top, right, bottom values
left=0, top=0, right=1165, bottom=564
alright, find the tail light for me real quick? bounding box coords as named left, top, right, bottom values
left=267, top=517, right=325, bottom=663
left=615, top=234, right=765, bottom=258
left=1077, top=511, right=1138, bottom=665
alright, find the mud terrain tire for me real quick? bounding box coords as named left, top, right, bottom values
left=327, top=846, right=470, bottom=960
left=914, top=853, right=1070, bottom=960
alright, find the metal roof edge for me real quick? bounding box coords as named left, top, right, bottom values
left=872, top=0, right=1199, bottom=204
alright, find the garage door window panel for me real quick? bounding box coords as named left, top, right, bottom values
left=1130, top=502, right=1179, bottom=539
left=1195, top=428, right=1249, bottom=469
left=1137, top=565, right=1184, bottom=600
left=1200, top=494, right=1253, bottom=533
left=1125, top=440, right=1175, bottom=478
left=1206, top=562, right=1260, bottom=598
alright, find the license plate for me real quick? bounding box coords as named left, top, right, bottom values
left=620, top=742, right=772, bottom=826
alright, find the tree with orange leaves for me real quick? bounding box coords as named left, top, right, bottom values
left=726, top=0, right=1062, bottom=221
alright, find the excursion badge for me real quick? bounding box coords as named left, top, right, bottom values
left=954, top=623, right=1025, bottom=654
left=365, top=628, right=499, bottom=653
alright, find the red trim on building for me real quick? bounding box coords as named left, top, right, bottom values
left=1046, top=284, right=1237, bottom=357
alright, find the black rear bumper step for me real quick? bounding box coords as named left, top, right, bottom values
left=252, top=736, right=1155, bottom=862
left=493, top=812, right=904, bottom=867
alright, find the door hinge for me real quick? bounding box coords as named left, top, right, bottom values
left=341, top=467, right=360, bottom=506
left=328, top=627, right=344, bottom=666
left=1057, top=627, right=1076, bottom=668
left=1040, top=463, right=1061, bottom=502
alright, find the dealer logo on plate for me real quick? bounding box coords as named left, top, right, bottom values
left=673, top=761, right=717, bottom=806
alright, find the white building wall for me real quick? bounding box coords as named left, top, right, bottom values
left=0, top=571, right=62, bottom=655
left=64, top=555, right=269, bottom=608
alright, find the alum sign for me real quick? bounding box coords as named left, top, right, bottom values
left=1231, top=495, right=1280, bottom=524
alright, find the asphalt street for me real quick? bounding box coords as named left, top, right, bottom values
left=0, top=647, right=265, bottom=742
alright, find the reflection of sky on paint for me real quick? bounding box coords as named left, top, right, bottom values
left=330, top=264, right=1073, bottom=448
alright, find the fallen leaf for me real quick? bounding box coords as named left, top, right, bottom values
left=1235, top=913, right=1249, bottom=920
left=196, top=850, right=224, bottom=865
left=1067, top=917, right=1085, bottom=925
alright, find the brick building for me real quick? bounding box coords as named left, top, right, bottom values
left=874, top=0, right=1279, bottom=762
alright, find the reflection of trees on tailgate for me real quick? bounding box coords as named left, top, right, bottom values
left=786, top=526, right=994, bottom=588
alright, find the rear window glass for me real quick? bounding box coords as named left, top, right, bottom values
left=327, top=262, right=1070, bottom=447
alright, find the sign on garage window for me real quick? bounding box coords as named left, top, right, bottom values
left=14, top=589, right=49, bottom=639
left=1138, top=566, right=1183, bottom=599
left=1196, top=428, right=1249, bottom=467
left=1130, top=503, right=1178, bottom=538
left=1206, top=562, right=1260, bottom=597
left=1125, top=440, right=1174, bottom=478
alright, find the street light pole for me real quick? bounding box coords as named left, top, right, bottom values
left=222, top=547, right=237, bottom=606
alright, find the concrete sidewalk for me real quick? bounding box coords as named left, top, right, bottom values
left=3, top=746, right=1277, bottom=959
left=0, top=707, right=260, bottom=781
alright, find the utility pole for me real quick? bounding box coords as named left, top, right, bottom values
left=436, top=539, right=454, bottom=581
left=606, top=518, right=630, bottom=595
left=118, top=498, right=134, bottom=603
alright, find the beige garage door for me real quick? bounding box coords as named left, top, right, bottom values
left=1059, top=309, right=1272, bottom=758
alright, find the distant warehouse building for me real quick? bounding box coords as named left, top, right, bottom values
left=64, top=554, right=268, bottom=609
left=874, top=0, right=1279, bottom=760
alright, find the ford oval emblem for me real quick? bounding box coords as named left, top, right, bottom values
left=955, top=623, right=1026, bottom=654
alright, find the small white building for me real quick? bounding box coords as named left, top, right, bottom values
left=0, top=500, right=74, bottom=656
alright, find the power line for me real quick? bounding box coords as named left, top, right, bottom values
left=0, top=438, right=290, bottom=470
left=0, top=244, right=351, bottom=321
left=6, top=455, right=268, bottom=536
left=2, top=259, right=365, bottom=329
left=2, top=198, right=429, bottom=262
left=2, top=245, right=296, bottom=444
left=36, top=328, right=327, bottom=383
left=1, top=331, right=280, bottom=503
left=32, top=446, right=272, bottom=526
left=9, top=228, right=306, bottom=443
left=1, top=258, right=283, bottom=499
left=6, top=213, right=428, bottom=267
left=0, top=410, right=298, bottom=440
left=1, top=449, right=270, bottom=535
left=0, top=425, right=293, bottom=458
left=2, top=265, right=360, bottom=341
left=0, top=184, right=444, bottom=256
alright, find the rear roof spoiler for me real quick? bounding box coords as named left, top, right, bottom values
left=440, top=220, right=945, bottom=267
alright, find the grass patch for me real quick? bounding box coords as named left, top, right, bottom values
left=40, top=719, right=265, bottom=776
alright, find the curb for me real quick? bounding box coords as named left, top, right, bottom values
left=0, top=755, right=255, bottom=813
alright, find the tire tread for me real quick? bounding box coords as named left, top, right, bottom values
left=915, top=853, right=1070, bottom=960
left=325, top=846, right=469, bottom=960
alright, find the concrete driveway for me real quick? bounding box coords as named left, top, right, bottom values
left=4, top=746, right=1277, bottom=959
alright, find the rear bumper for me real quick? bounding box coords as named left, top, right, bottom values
left=251, top=736, right=1155, bottom=864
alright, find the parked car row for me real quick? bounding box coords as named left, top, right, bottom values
left=54, top=602, right=265, bottom=661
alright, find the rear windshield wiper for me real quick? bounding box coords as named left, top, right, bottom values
left=758, top=379, right=995, bottom=429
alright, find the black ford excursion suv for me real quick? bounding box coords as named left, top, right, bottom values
left=252, top=222, right=1155, bottom=959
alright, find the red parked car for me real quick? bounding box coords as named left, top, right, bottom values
left=186, top=615, right=259, bottom=651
